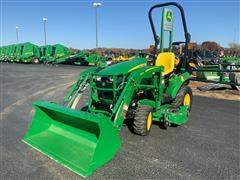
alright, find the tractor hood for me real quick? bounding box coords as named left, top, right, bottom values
left=96, top=58, right=147, bottom=76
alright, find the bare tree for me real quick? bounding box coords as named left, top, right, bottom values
left=226, top=43, right=240, bottom=56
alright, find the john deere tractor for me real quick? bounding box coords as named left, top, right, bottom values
left=23, top=2, right=193, bottom=177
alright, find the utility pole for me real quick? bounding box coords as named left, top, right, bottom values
left=43, top=17, right=48, bottom=45
left=93, top=2, right=102, bottom=53
left=16, top=26, right=19, bottom=44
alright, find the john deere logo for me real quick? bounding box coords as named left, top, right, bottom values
left=166, top=11, right=172, bottom=22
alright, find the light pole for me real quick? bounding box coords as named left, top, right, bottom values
left=93, top=2, right=102, bottom=53
left=16, top=26, right=19, bottom=44
left=43, top=17, right=48, bottom=45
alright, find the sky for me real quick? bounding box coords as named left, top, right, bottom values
left=1, top=0, right=239, bottom=49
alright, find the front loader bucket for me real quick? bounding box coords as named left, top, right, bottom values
left=23, top=100, right=121, bottom=177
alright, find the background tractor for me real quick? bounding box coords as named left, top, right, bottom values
left=23, top=2, right=193, bottom=177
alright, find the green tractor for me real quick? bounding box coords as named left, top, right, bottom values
left=23, top=2, right=193, bottom=177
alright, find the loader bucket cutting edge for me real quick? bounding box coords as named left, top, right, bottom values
left=23, top=100, right=121, bottom=177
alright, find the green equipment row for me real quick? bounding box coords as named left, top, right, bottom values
left=0, top=42, right=106, bottom=65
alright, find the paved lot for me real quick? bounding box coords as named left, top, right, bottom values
left=0, top=63, right=239, bottom=180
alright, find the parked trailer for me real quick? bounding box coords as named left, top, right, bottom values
left=0, top=47, right=2, bottom=62
left=221, top=56, right=240, bottom=65
left=8, top=44, right=17, bottom=62
left=15, top=44, right=24, bottom=62
left=19, top=42, right=41, bottom=63
left=71, top=52, right=107, bottom=66
left=195, top=64, right=240, bottom=90
left=54, top=50, right=74, bottom=64
left=40, top=45, right=52, bottom=63
left=47, top=44, right=69, bottom=64
left=5, top=45, right=14, bottom=62
left=1, top=46, right=6, bottom=61
left=2, top=45, right=10, bottom=62
left=0, top=46, right=7, bottom=62
left=64, top=51, right=86, bottom=64
left=62, top=51, right=107, bottom=66
left=84, top=53, right=107, bottom=65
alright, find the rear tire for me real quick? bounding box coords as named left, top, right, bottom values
left=133, top=105, right=153, bottom=136
left=171, top=85, right=193, bottom=113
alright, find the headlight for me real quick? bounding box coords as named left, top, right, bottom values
left=95, top=76, right=114, bottom=88
left=95, top=76, right=113, bottom=82
left=107, top=77, right=113, bottom=82
left=96, top=76, right=102, bottom=81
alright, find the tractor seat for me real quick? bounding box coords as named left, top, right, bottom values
left=155, top=52, right=175, bottom=75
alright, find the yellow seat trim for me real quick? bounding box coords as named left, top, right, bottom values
left=155, top=52, right=175, bottom=75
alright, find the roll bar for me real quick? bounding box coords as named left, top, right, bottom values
left=148, top=2, right=191, bottom=69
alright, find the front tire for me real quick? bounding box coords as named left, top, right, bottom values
left=133, top=105, right=153, bottom=136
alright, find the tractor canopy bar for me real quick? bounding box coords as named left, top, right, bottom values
left=148, top=2, right=191, bottom=69
left=148, top=2, right=190, bottom=49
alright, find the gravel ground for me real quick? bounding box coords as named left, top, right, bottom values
left=189, top=81, right=240, bottom=101
left=0, top=63, right=239, bottom=180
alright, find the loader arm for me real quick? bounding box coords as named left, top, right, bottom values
left=110, top=66, right=163, bottom=131
left=64, top=67, right=99, bottom=104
